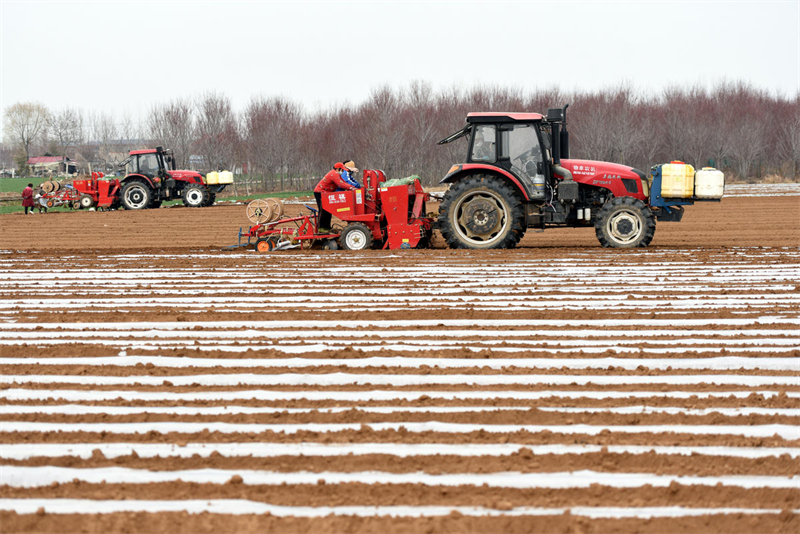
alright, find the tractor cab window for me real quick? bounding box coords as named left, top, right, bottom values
left=470, top=125, right=496, bottom=163
left=501, top=124, right=543, bottom=180
left=138, top=154, right=159, bottom=177
left=122, top=157, right=135, bottom=175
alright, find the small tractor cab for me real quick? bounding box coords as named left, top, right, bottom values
left=117, top=147, right=223, bottom=209
left=437, top=105, right=721, bottom=249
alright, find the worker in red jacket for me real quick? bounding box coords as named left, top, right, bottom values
left=313, top=162, right=356, bottom=233
left=21, top=183, right=34, bottom=215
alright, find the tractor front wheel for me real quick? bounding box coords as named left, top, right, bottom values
left=595, top=197, right=656, bottom=248
left=438, top=175, right=526, bottom=249
left=121, top=181, right=152, bottom=210
left=183, top=185, right=209, bottom=208
left=339, top=222, right=373, bottom=251
left=203, top=192, right=216, bottom=207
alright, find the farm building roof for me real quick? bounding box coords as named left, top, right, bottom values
left=27, top=156, right=70, bottom=164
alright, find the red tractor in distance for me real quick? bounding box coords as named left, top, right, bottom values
left=117, top=147, right=224, bottom=209
left=437, top=105, right=713, bottom=249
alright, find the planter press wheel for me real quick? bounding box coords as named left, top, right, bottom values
left=255, top=236, right=280, bottom=252
left=46, top=200, right=55, bottom=208
left=265, top=198, right=283, bottom=218
left=246, top=199, right=272, bottom=224
left=255, top=237, right=278, bottom=253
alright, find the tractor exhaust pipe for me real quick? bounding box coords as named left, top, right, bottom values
left=560, top=103, right=570, bottom=159
left=547, top=104, right=570, bottom=165
left=552, top=122, right=561, bottom=166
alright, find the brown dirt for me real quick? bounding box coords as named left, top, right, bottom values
left=2, top=429, right=797, bottom=448
left=3, top=483, right=798, bottom=509
left=2, top=410, right=797, bottom=426
left=1, top=193, right=799, bottom=533
left=4, top=450, right=798, bottom=476
left=2, top=511, right=798, bottom=534
left=1, top=196, right=798, bottom=251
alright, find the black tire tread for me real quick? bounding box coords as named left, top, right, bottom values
left=120, top=180, right=152, bottom=211
left=594, top=196, right=656, bottom=248
left=437, top=174, right=526, bottom=249
left=183, top=185, right=210, bottom=208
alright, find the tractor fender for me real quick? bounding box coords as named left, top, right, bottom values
left=439, top=164, right=531, bottom=201
left=121, top=174, right=157, bottom=189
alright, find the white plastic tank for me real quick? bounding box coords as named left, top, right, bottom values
left=694, top=167, right=725, bottom=199
left=532, top=175, right=546, bottom=200
left=217, top=171, right=234, bottom=184
left=660, top=162, right=695, bottom=199
left=205, top=172, right=219, bottom=185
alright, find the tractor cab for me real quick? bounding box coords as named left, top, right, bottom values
left=119, top=147, right=175, bottom=180
left=438, top=111, right=561, bottom=202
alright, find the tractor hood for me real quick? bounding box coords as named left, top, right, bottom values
left=168, top=170, right=204, bottom=181
left=560, top=158, right=648, bottom=201
left=560, top=159, right=639, bottom=179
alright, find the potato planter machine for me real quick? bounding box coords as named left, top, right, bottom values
left=230, top=170, right=438, bottom=251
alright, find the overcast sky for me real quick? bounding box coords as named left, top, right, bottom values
left=1, top=0, right=798, bottom=138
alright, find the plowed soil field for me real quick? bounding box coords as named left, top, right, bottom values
left=0, top=186, right=799, bottom=533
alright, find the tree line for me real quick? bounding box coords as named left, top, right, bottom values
left=3, top=81, right=798, bottom=190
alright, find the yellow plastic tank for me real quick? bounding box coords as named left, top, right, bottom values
left=660, top=161, right=695, bottom=199
left=217, top=171, right=234, bottom=184
left=694, top=167, right=725, bottom=199
left=206, top=172, right=219, bottom=185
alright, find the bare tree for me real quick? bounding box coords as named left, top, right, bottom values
left=147, top=98, right=195, bottom=169
left=91, top=112, right=119, bottom=172
left=3, top=102, right=49, bottom=161
left=777, top=95, right=800, bottom=178
left=47, top=107, right=84, bottom=159
left=195, top=92, right=237, bottom=172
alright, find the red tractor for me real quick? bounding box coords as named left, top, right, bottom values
left=117, top=147, right=224, bottom=209
left=437, top=105, right=721, bottom=248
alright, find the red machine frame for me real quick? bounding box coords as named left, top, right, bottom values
left=231, top=169, right=436, bottom=251
left=72, top=172, right=122, bottom=209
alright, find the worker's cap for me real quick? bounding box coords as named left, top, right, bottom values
left=343, top=161, right=359, bottom=172
left=333, top=162, right=345, bottom=170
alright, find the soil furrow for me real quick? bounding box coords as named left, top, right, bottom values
left=2, top=450, right=797, bottom=476
left=3, top=430, right=797, bottom=447
left=3, top=482, right=798, bottom=509
left=2, top=510, right=798, bottom=534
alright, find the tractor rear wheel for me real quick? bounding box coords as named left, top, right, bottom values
left=339, top=222, right=373, bottom=251
left=121, top=181, right=152, bottom=210
left=438, top=175, right=526, bottom=249
left=595, top=196, right=656, bottom=248
left=183, top=185, right=209, bottom=208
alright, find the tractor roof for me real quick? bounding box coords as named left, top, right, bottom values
left=129, top=149, right=158, bottom=155
left=466, top=112, right=544, bottom=123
